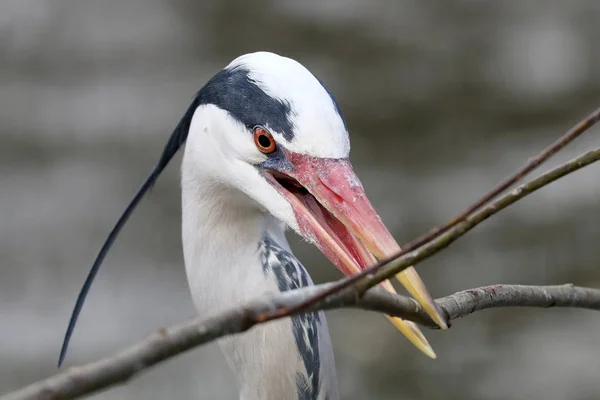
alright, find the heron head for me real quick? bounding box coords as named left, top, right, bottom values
left=183, top=52, right=446, bottom=354
left=182, top=51, right=351, bottom=232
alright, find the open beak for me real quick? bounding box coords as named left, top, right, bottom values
left=264, top=151, right=447, bottom=358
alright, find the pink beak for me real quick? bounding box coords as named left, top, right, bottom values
left=265, top=151, right=447, bottom=358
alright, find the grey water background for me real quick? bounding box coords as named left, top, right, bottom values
left=2, top=1, right=600, bottom=399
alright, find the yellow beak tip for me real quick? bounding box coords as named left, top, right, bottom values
left=431, top=313, right=448, bottom=330
left=387, top=316, right=438, bottom=360
left=395, top=268, right=448, bottom=330
left=424, top=348, right=437, bottom=359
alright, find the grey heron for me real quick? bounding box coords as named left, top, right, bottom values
left=59, top=51, right=447, bottom=400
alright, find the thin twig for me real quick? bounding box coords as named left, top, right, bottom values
left=360, top=147, right=600, bottom=290
left=408, top=106, right=600, bottom=251
left=3, top=284, right=599, bottom=400
left=258, top=146, right=600, bottom=321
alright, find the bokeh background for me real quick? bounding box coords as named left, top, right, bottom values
left=2, top=1, right=600, bottom=399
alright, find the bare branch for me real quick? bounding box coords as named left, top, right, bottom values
left=3, top=284, right=600, bottom=400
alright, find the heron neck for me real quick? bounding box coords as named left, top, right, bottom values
left=181, top=174, right=338, bottom=400
left=181, top=177, right=284, bottom=310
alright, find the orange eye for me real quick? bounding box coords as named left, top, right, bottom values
left=253, top=126, right=277, bottom=154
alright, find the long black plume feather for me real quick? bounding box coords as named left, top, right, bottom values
left=58, top=96, right=200, bottom=367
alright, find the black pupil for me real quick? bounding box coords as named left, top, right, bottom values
left=258, top=134, right=272, bottom=149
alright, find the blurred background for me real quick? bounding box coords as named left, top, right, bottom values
left=2, top=1, right=600, bottom=399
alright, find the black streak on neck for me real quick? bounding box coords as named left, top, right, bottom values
left=259, top=236, right=322, bottom=400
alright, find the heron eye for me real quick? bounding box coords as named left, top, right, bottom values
left=253, top=126, right=277, bottom=154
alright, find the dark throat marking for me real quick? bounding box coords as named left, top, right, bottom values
left=259, top=236, right=322, bottom=400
